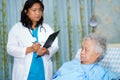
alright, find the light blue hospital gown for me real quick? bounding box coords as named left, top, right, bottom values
left=53, top=59, right=112, bottom=80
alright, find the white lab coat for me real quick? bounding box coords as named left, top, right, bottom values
left=7, top=22, right=58, bottom=80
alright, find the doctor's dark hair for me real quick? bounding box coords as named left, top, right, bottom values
left=20, top=0, right=44, bottom=29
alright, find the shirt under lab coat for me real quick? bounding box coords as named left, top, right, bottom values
left=7, top=22, right=58, bottom=80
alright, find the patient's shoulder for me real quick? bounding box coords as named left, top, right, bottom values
left=60, top=59, right=80, bottom=70
left=57, top=59, right=80, bottom=75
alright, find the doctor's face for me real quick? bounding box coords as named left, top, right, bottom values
left=80, top=39, right=100, bottom=64
left=26, top=3, right=43, bottom=24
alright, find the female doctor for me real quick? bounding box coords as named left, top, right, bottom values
left=7, top=0, right=58, bottom=80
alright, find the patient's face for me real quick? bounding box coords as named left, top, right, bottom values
left=80, top=39, right=100, bottom=64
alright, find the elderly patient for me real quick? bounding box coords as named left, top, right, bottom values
left=53, top=33, right=113, bottom=80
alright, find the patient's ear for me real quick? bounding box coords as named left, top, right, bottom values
left=96, top=53, right=101, bottom=59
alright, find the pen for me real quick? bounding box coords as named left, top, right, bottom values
left=32, top=41, right=41, bottom=58
left=32, top=41, right=39, bottom=58
left=32, top=41, right=36, bottom=44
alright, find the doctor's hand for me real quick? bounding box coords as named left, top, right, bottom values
left=26, top=43, right=41, bottom=54
left=31, top=43, right=41, bottom=52
left=36, top=47, right=49, bottom=56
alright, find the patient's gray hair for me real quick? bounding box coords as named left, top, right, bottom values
left=83, top=33, right=107, bottom=61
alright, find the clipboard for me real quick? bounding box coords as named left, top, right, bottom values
left=43, top=30, right=60, bottom=48
left=37, top=30, right=60, bottom=58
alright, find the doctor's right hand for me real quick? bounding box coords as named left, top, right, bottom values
left=26, top=43, right=41, bottom=54
left=31, top=43, right=41, bottom=52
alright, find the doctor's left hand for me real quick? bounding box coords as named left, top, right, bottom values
left=37, top=47, right=49, bottom=56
